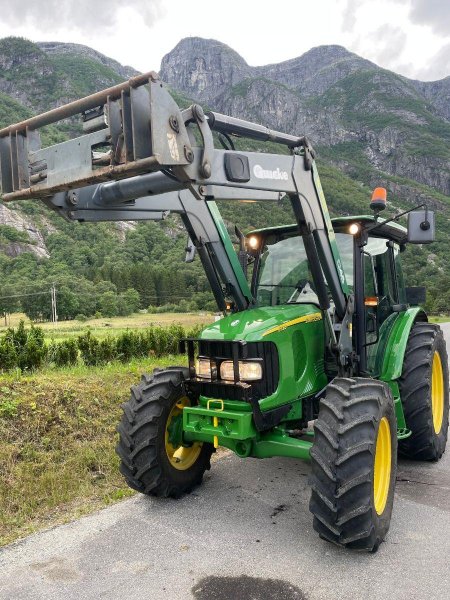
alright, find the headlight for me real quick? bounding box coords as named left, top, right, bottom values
left=196, top=358, right=216, bottom=379
left=220, top=360, right=263, bottom=381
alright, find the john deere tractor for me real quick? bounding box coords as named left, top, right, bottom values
left=1, top=72, right=448, bottom=551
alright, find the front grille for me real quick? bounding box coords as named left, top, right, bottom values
left=181, top=338, right=279, bottom=400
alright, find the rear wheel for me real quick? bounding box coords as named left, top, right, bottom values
left=398, top=323, right=449, bottom=461
left=116, top=368, right=214, bottom=498
left=309, top=377, right=397, bottom=552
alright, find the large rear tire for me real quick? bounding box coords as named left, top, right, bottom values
left=398, top=322, right=449, bottom=461
left=309, top=377, right=397, bottom=552
left=116, top=368, right=214, bottom=498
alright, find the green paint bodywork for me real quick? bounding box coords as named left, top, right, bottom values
left=207, top=201, right=253, bottom=304
left=200, top=303, right=327, bottom=411
left=183, top=408, right=312, bottom=460
left=367, top=306, right=426, bottom=438
left=377, top=307, right=426, bottom=381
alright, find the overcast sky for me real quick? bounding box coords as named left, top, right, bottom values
left=0, top=0, right=448, bottom=81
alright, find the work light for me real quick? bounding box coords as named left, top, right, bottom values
left=220, top=360, right=263, bottom=381
left=196, top=358, right=216, bottom=379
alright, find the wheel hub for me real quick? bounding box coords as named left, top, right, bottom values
left=373, top=416, right=392, bottom=516
left=431, top=351, right=444, bottom=435
left=165, top=397, right=202, bottom=471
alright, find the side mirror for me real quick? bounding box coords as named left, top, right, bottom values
left=406, top=286, right=426, bottom=306
left=407, top=210, right=435, bottom=244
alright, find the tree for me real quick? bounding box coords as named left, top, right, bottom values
left=21, top=285, right=52, bottom=321
left=117, top=288, right=140, bottom=316
left=99, top=291, right=118, bottom=317
left=55, top=286, right=79, bottom=320
left=0, top=284, right=19, bottom=325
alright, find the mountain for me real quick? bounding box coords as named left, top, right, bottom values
left=0, top=37, right=126, bottom=113
left=160, top=37, right=450, bottom=196
left=0, top=35, right=449, bottom=319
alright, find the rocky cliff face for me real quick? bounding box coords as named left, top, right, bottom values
left=0, top=203, right=49, bottom=258
left=160, top=37, right=450, bottom=197
left=161, top=38, right=251, bottom=106
left=412, top=76, right=450, bottom=121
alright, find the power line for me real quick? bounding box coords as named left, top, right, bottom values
left=0, top=290, right=52, bottom=300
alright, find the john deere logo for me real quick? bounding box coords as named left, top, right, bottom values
left=253, top=164, right=288, bottom=181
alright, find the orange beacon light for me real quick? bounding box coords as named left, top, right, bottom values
left=370, top=187, right=387, bottom=212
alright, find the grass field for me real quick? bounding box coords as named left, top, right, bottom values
left=0, top=312, right=215, bottom=342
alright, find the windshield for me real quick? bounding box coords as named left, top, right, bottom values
left=255, top=234, right=318, bottom=307
left=255, top=231, right=370, bottom=307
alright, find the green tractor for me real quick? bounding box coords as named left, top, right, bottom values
left=1, top=72, right=448, bottom=551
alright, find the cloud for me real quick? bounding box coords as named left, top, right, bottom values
left=0, top=0, right=165, bottom=32
left=366, top=25, right=407, bottom=65
left=341, top=0, right=360, bottom=32
left=413, top=43, right=450, bottom=80
left=408, top=0, right=450, bottom=37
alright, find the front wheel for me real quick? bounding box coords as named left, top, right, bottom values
left=116, top=368, right=214, bottom=498
left=309, top=377, right=397, bottom=552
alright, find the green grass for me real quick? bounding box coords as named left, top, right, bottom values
left=0, top=355, right=190, bottom=546
left=429, top=316, right=450, bottom=323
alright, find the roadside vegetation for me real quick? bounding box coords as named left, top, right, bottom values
left=0, top=355, right=185, bottom=546
left=0, top=314, right=212, bottom=371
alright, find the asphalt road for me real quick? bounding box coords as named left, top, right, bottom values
left=1, top=324, right=450, bottom=600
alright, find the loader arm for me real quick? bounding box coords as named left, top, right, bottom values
left=0, top=72, right=353, bottom=365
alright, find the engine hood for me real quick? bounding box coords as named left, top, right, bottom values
left=200, top=304, right=322, bottom=342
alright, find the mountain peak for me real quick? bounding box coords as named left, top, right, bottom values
left=163, top=37, right=248, bottom=67
left=160, top=37, right=251, bottom=103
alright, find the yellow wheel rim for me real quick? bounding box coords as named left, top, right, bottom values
left=373, top=417, right=392, bottom=516
left=165, top=397, right=202, bottom=471
left=431, top=351, right=444, bottom=435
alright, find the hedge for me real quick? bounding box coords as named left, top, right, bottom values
left=0, top=322, right=203, bottom=371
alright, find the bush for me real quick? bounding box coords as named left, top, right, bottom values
left=75, top=314, right=88, bottom=322
left=0, top=338, right=18, bottom=371
left=115, top=330, right=142, bottom=362
left=0, top=321, right=205, bottom=371
left=140, top=323, right=185, bottom=356
left=48, top=339, right=79, bottom=367
left=77, top=331, right=117, bottom=366
left=1, top=321, right=47, bottom=371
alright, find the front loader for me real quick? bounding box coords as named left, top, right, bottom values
left=1, top=72, right=448, bottom=551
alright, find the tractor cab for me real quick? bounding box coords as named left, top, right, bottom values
left=245, top=214, right=423, bottom=378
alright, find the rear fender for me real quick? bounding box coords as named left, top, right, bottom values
left=379, top=307, right=427, bottom=382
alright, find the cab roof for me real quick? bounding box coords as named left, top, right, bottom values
left=247, top=215, right=408, bottom=245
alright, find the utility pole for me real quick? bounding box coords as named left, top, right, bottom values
left=51, top=283, right=58, bottom=325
